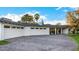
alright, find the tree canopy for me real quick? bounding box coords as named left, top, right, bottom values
left=21, top=13, right=40, bottom=24
left=67, top=11, right=79, bottom=34
left=34, top=13, right=40, bottom=22
left=21, top=14, right=33, bottom=23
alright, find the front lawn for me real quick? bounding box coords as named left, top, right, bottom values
left=0, top=40, right=9, bottom=45
left=68, top=34, right=79, bottom=50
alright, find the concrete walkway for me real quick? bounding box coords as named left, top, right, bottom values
left=0, top=35, right=77, bottom=51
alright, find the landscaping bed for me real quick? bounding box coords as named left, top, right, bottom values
left=0, top=40, right=9, bottom=45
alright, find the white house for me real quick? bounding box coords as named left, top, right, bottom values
left=0, top=18, right=69, bottom=40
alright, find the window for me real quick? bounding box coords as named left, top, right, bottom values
left=31, top=27, right=46, bottom=29
left=44, top=28, right=46, bottom=29
left=40, top=28, right=42, bottom=29
left=31, top=27, right=34, bottom=29
left=4, top=25, right=10, bottom=28
left=21, top=27, right=24, bottom=29
left=12, top=26, right=16, bottom=28
left=17, top=27, right=20, bottom=29
left=36, top=28, right=39, bottom=29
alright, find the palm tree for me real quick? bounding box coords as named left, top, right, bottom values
left=34, top=13, right=40, bottom=22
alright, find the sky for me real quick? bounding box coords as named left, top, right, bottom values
left=0, top=7, right=77, bottom=25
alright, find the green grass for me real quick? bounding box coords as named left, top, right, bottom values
left=68, top=34, right=79, bottom=50
left=0, top=40, right=9, bottom=45
left=69, top=34, right=79, bottom=43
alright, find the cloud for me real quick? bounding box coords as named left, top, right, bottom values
left=26, top=11, right=40, bottom=15
left=38, top=15, right=67, bottom=25
left=0, top=13, right=22, bottom=22
left=56, top=7, right=78, bottom=13
left=40, top=16, right=47, bottom=20
left=0, top=11, right=40, bottom=22
left=56, top=7, right=63, bottom=10
left=44, top=19, right=67, bottom=25
left=70, top=7, right=78, bottom=10
left=63, top=9, right=68, bottom=13
left=0, top=11, right=67, bottom=25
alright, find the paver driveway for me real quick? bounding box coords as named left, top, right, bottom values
left=0, top=35, right=77, bottom=51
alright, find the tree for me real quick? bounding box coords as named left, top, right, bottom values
left=21, top=14, right=34, bottom=23
left=34, top=13, right=40, bottom=22
left=67, top=11, right=79, bottom=34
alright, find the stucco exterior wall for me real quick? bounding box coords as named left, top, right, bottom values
left=0, top=23, right=4, bottom=40
left=24, top=27, right=49, bottom=36
left=1, top=23, right=49, bottom=40
left=4, top=28, right=24, bottom=39
left=63, top=28, right=69, bottom=34
left=24, top=27, right=30, bottom=36
left=30, top=27, right=49, bottom=35
left=0, top=23, right=1, bottom=40
left=0, top=23, right=69, bottom=40
left=3, top=24, right=24, bottom=39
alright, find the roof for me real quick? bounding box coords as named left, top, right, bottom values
left=0, top=18, right=23, bottom=26
left=0, top=18, right=69, bottom=28
left=44, top=24, right=69, bottom=28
